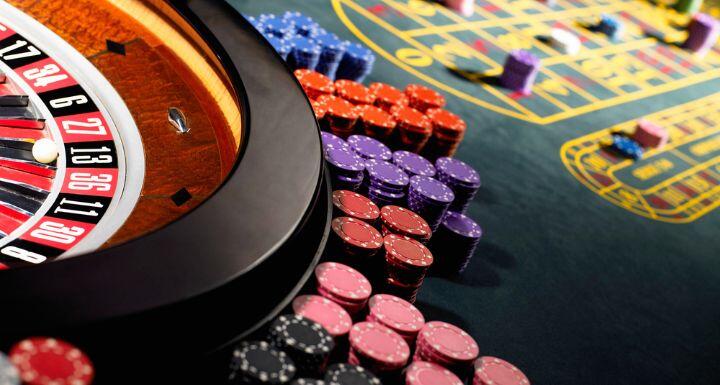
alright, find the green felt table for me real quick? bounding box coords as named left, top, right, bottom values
left=229, top=1, right=720, bottom=384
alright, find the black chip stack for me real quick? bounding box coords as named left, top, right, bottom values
left=290, top=379, right=327, bottom=385
left=324, top=363, right=383, bottom=385
left=269, top=315, right=335, bottom=377
left=229, top=341, right=297, bottom=384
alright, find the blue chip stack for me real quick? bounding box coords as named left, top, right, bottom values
left=259, top=14, right=295, bottom=39
left=313, top=30, right=349, bottom=80
left=611, top=134, right=644, bottom=160
left=287, top=36, right=322, bottom=71
left=336, top=43, right=376, bottom=83
left=407, top=175, right=455, bottom=232
left=596, top=14, right=624, bottom=41
left=266, top=36, right=291, bottom=60
left=435, top=157, right=481, bottom=213
left=283, top=11, right=320, bottom=37
left=324, top=144, right=365, bottom=192
left=363, top=159, right=410, bottom=207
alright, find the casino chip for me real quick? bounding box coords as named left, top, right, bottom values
left=610, top=134, right=643, bottom=160
left=423, top=108, right=466, bottom=160
left=435, top=157, right=481, bottom=213
left=392, top=151, right=436, bottom=178
left=415, top=322, right=479, bottom=379
left=290, top=379, right=327, bottom=385
left=229, top=341, right=297, bottom=384
left=325, top=363, right=382, bottom=385
left=9, top=338, right=94, bottom=385
left=364, top=160, right=410, bottom=208
left=379, top=205, right=431, bottom=243
left=355, top=105, right=397, bottom=141
left=404, top=84, right=446, bottom=112
left=407, top=176, right=455, bottom=232
left=369, top=83, right=409, bottom=112
left=405, top=361, right=463, bottom=385
left=382, top=234, right=434, bottom=302
left=347, top=135, right=392, bottom=161
left=315, top=262, right=373, bottom=314
left=390, top=106, right=433, bottom=153
left=0, top=352, right=19, bottom=385
left=473, top=356, right=530, bottom=385
left=430, top=211, right=482, bottom=275
left=317, top=95, right=359, bottom=138
left=349, top=322, right=410, bottom=374
left=330, top=217, right=384, bottom=257
left=366, top=294, right=425, bottom=344
left=332, top=190, right=381, bottom=223
left=295, top=69, right=335, bottom=99
left=335, top=80, right=376, bottom=106
left=292, top=294, right=353, bottom=338
left=269, top=315, right=335, bottom=376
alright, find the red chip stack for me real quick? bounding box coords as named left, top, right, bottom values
left=9, top=337, right=95, bottom=385
left=366, top=294, right=425, bottom=346
left=391, top=105, right=433, bottom=153
left=295, top=69, right=335, bottom=99
left=332, top=190, right=381, bottom=224
left=292, top=294, right=353, bottom=338
left=348, top=321, right=410, bottom=375
left=415, top=321, right=480, bottom=380
left=473, top=356, right=530, bottom=385
left=405, top=84, right=446, bottom=112
left=335, top=79, right=376, bottom=105
left=382, top=234, right=434, bottom=303
left=354, top=104, right=397, bottom=141
left=315, top=262, right=372, bottom=315
left=370, top=82, right=409, bottom=112
left=379, top=205, right=431, bottom=244
left=423, top=108, right=467, bottom=159
left=330, top=216, right=384, bottom=261
left=318, top=94, right=359, bottom=138
left=405, top=361, right=464, bottom=385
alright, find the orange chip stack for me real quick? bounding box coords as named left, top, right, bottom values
left=354, top=104, right=397, bottom=141
left=422, top=107, right=467, bottom=159
left=391, top=105, right=433, bottom=153
left=369, top=82, right=409, bottom=112
left=318, top=94, right=360, bottom=139
left=295, top=69, right=335, bottom=99
left=405, top=84, right=446, bottom=112
left=335, top=79, right=376, bottom=105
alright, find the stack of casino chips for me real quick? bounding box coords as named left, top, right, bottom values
left=370, top=83, right=409, bottom=112
left=390, top=106, right=434, bottom=153
left=258, top=14, right=295, bottom=39
left=286, top=35, right=322, bottom=71
left=355, top=105, right=397, bottom=141
left=229, top=341, right=297, bottom=384
left=379, top=205, right=431, bottom=244
left=268, top=315, right=335, bottom=377
left=609, top=134, right=643, bottom=160
left=314, top=30, right=349, bottom=79
left=473, top=356, right=530, bottom=385
left=292, top=295, right=353, bottom=339
left=429, top=211, right=482, bottom=275
left=348, top=135, right=392, bottom=161
left=392, top=151, right=436, bottom=178
left=315, top=262, right=373, bottom=316
left=295, top=70, right=335, bottom=99
left=9, top=338, right=95, bottom=385
left=0, top=352, right=19, bottom=385
left=329, top=217, right=384, bottom=269
left=283, top=11, right=319, bottom=37
left=362, top=159, right=410, bottom=207
left=348, top=322, right=410, bottom=377
left=366, top=294, right=426, bottom=346
left=595, top=14, right=624, bottom=41
left=435, top=157, right=481, bottom=213
left=405, top=84, right=446, bottom=113
left=682, top=13, right=720, bottom=57
left=317, top=95, right=359, bottom=138
left=500, top=50, right=541, bottom=95
left=382, top=234, right=434, bottom=303
left=404, top=361, right=464, bottom=385
left=332, top=190, right=381, bottom=224
left=407, top=175, right=455, bottom=232
left=336, top=80, right=376, bottom=106
left=423, top=108, right=467, bottom=160
left=291, top=379, right=326, bottom=385
left=324, top=364, right=382, bottom=385
left=323, top=145, right=365, bottom=191
left=415, top=321, right=480, bottom=380
left=337, top=43, right=376, bottom=83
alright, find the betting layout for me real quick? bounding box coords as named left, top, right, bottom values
left=333, top=0, right=720, bottom=124
left=0, top=3, right=143, bottom=268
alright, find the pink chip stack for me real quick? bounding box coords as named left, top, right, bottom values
left=315, top=262, right=372, bottom=315
left=366, top=294, right=425, bottom=346
left=292, top=294, right=353, bottom=338
left=444, top=0, right=475, bottom=17
left=414, top=321, right=480, bottom=379
left=405, top=361, right=464, bottom=385
left=632, top=119, right=668, bottom=150
left=348, top=321, right=411, bottom=375
left=473, top=356, right=531, bottom=385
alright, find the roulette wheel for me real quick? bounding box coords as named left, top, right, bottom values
left=0, top=0, right=329, bottom=382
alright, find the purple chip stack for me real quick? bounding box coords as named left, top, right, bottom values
left=682, top=13, right=720, bottom=56
left=429, top=211, right=482, bottom=276
left=407, top=175, right=454, bottom=232
left=392, top=150, right=436, bottom=178
left=363, top=159, right=409, bottom=207
left=348, top=134, right=392, bottom=161
left=324, top=146, right=365, bottom=191
left=435, top=157, right=481, bottom=213
left=499, top=49, right=541, bottom=95
left=322, top=131, right=350, bottom=150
